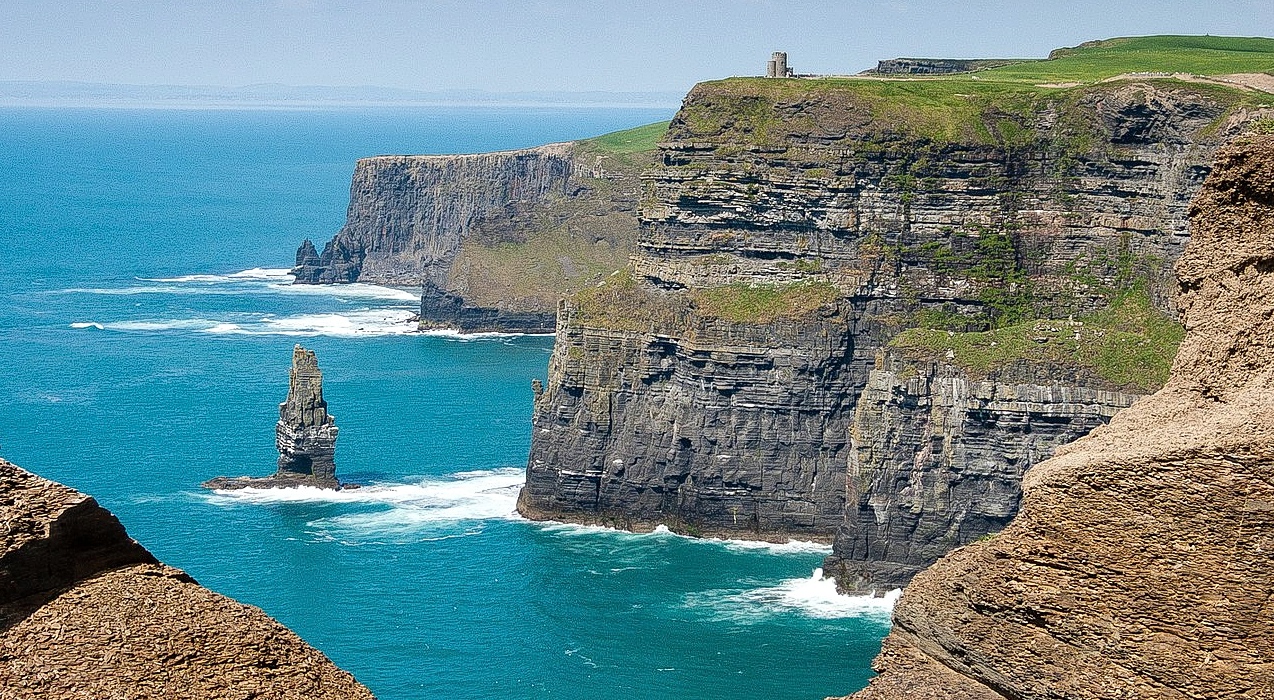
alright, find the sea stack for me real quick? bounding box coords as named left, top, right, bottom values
left=203, top=345, right=344, bottom=490
left=275, top=344, right=339, bottom=485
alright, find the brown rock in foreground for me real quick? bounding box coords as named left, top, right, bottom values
left=846, top=136, right=1274, bottom=699
left=0, top=459, right=374, bottom=699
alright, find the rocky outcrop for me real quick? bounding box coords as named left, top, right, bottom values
left=846, top=134, right=1274, bottom=700
left=204, top=345, right=344, bottom=490
left=294, top=138, right=654, bottom=332
left=0, top=459, right=374, bottom=699
left=822, top=350, right=1143, bottom=592
left=519, top=75, right=1268, bottom=543
left=868, top=58, right=1011, bottom=75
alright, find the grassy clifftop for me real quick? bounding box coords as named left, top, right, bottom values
left=674, top=35, right=1274, bottom=146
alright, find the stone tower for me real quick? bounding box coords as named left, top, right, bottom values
left=767, top=51, right=789, bottom=78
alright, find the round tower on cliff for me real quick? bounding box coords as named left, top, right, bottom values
left=767, top=51, right=789, bottom=78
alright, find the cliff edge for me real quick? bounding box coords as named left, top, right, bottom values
left=845, top=135, right=1274, bottom=699
left=0, top=459, right=374, bottom=699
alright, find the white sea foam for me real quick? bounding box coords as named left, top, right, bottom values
left=536, top=522, right=832, bottom=555
left=229, top=267, right=294, bottom=279
left=420, top=328, right=555, bottom=342
left=94, top=309, right=417, bottom=337
left=201, top=309, right=418, bottom=337
left=69, top=322, right=104, bottom=330
left=206, top=468, right=525, bottom=543
left=105, top=318, right=226, bottom=332
left=139, top=268, right=292, bottom=283
left=683, top=568, right=900, bottom=623
left=66, top=268, right=417, bottom=302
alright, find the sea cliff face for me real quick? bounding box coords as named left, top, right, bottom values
left=822, top=349, right=1142, bottom=592
left=846, top=133, right=1274, bottom=700
left=0, top=459, right=374, bottom=699
left=519, top=76, right=1263, bottom=555
left=295, top=145, right=573, bottom=287
left=295, top=137, right=655, bottom=333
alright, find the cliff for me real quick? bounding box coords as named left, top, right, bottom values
left=520, top=38, right=1274, bottom=555
left=0, top=459, right=373, bottom=699
left=844, top=132, right=1274, bottom=700
left=294, top=124, right=664, bottom=333
left=821, top=349, right=1142, bottom=592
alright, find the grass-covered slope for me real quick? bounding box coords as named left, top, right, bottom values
left=890, top=290, right=1184, bottom=393
left=676, top=35, right=1274, bottom=146
left=449, top=121, right=669, bottom=312
left=986, top=35, right=1274, bottom=82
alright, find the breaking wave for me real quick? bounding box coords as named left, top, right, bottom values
left=60, top=267, right=418, bottom=301
left=205, top=468, right=524, bottom=543
left=683, top=568, right=900, bottom=623
left=536, top=522, right=832, bottom=555
left=73, top=308, right=418, bottom=337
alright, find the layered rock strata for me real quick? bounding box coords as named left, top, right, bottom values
left=520, top=76, right=1264, bottom=544
left=204, top=345, right=344, bottom=490
left=846, top=134, right=1274, bottom=700
left=295, top=139, right=654, bottom=333
left=0, top=459, right=374, bottom=699
left=822, top=350, right=1143, bottom=592
left=294, top=145, right=573, bottom=286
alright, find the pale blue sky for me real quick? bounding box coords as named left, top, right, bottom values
left=4, top=0, right=1273, bottom=94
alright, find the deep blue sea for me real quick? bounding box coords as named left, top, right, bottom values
left=0, top=106, right=893, bottom=699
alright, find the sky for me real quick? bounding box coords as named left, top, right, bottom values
left=4, top=0, right=1274, bottom=95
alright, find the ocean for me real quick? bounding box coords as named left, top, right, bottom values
left=0, top=106, right=893, bottom=699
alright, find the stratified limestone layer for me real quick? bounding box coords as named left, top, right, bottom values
left=293, top=145, right=574, bottom=287
left=846, top=135, right=1274, bottom=700
left=0, top=459, right=374, bottom=699
left=523, top=78, right=1262, bottom=543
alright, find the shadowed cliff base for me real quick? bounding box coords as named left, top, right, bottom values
left=843, top=135, right=1274, bottom=699
left=0, top=459, right=374, bottom=699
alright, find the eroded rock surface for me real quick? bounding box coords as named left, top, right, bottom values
left=0, top=459, right=374, bottom=699
left=845, top=135, right=1274, bottom=700
left=294, top=140, right=652, bottom=333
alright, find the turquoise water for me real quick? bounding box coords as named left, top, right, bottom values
left=0, top=107, right=892, bottom=699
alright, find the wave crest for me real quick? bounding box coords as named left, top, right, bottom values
left=205, top=468, right=525, bottom=544
left=683, top=568, right=900, bottom=623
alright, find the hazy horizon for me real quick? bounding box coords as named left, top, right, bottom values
left=5, top=0, right=1274, bottom=100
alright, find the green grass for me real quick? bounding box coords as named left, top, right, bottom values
left=691, top=282, right=839, bottom=323
left=981, top=35, right=1274, bottom=83
left=584, top=121, right=671, bottom=154
left=677, top=36, right=1274, bottom=147
left=889, top=289, right=1184, bottom=393
left=573, top=269, right=684, bottom=331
